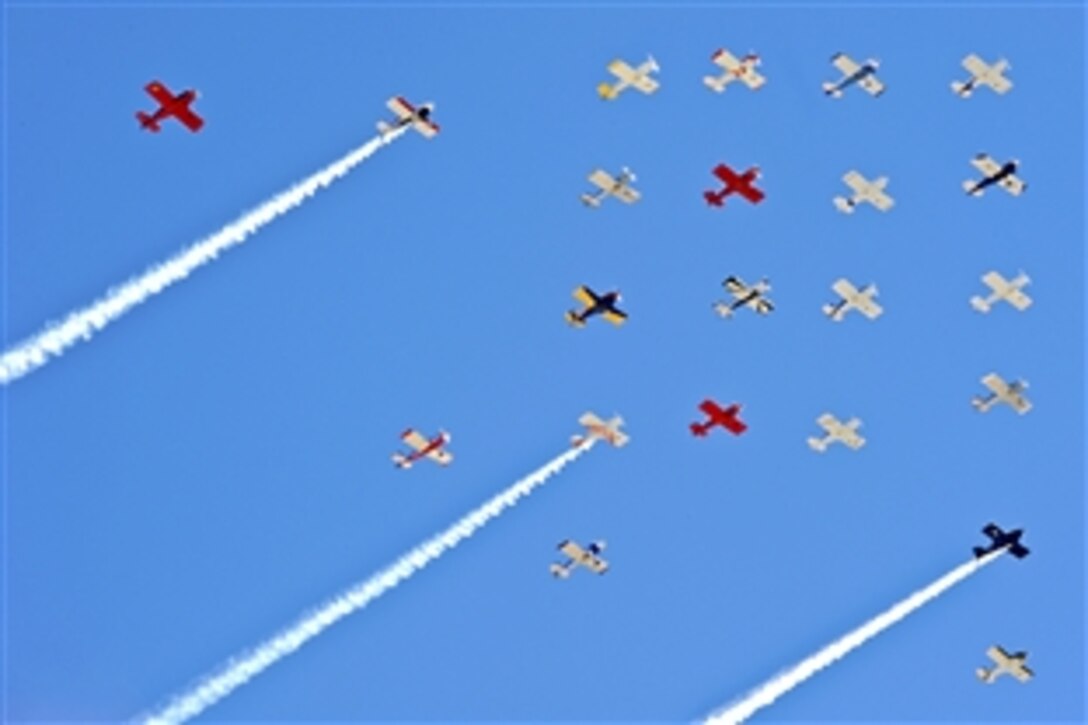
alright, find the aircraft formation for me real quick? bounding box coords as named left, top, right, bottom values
left=125, top=44, right=1038, bottom=716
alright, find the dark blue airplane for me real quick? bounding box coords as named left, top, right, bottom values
left=974, top=523, right=1030, bottom=559
left=565, top=285, right=627, bottom=328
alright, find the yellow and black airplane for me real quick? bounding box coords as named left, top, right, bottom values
left=565, top=285, right=627, bottom=328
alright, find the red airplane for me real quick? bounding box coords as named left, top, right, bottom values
left=690, top=399, right=748, bottom=436
left=704, top=163, right=765, bottom=207
left=136, top=80, right=204, bottom=133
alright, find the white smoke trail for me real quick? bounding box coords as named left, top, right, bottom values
left=141, top=440, right=596, bottom=724
left=705, top=549, right=1004, bottom=724
left=0, top=127, right=408, bottom=386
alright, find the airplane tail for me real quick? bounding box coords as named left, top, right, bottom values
left=713, top=302, right=733, bottom=318
left=690, top=423, right=709, bottom=437
left=580, top=193, right=602, bottom=208
left=972, top=546, right=988, bottom=559
left=963, top=180, right=984, bottom=196
left=807, top=437, right=827, bottom=453
left=136, top=111, right=160, bottom=132
left=969, top=296, right=991, bottom=313
left=703, top=191, right=724, bottom=207
left=376, top=120, right=392, bottom=135
left=975, top=667, right=994, bottom=682
left=392, top=453, right=411, bottom=469
left=951, top=81, right=973, bottom=98
left=821, top=303, right=841, bottom=320
left=597, top=82, right=618, bottom=100
left=703, top=76, right=727, bottom=93
left=822, top=82, right=843, bottom=98
left=550, top=563, right=571, bottom=579
left=570, top=435, right=586, bottom=448
left=832, top=196, right=855, bottom=214
left=565, top=311, right=586, bottom=328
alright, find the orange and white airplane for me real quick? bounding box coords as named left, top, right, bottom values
left=571, top=412, right=629, bottom=448
left=377, top=96, right=439, bottom=139
left=392, top=428, right=452, bottom=468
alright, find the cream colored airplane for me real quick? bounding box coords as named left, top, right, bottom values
left=970, top=271, right=1032, bottom=313
left=571, top=411, right=629, bottom=448
left=977, top=646, right=1033, bottom=684
left=581, top=167, right=640, bottom=207
left=823, top=52, right=884, bottom=97
left=952, top=55, right=1013, bottom=97
left=833, top=171, right=894, bottom=213
left=823, top=278, right=883, bottom=321
left=714, top=275, right=773, bottom=318
left=550, top=539, right=609, bottom=578
left=807, top=413, right=865, bottom=452
left=972, top=373, right=1031, bottom=415
left=964, top=153, right=1026, bottom=196
left=703, top=49, right=765, bottom=92
left=598, top=55, right=660, bottom=100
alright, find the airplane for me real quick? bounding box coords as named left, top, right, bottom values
left=136, top=80, right=204, bottom=133
left=713, top=275, right=773, bottom=318
left=703, top=49, right=766, bottom=92
left=690, top=399, right=747, bottom=437
left=833, top=171, right=894, bottom=213
left=565, top=285, right=627, bottom=328
left=704, top=163, right=765, bottom=207
left=377, top=96, right=439, bottom=139
left=977, top=646, right=1034, bottom=684
left=970, top=271, right=1032, bottom=313
left=973, top=522, right=1030, bottom=559
left=971, top=373, right=1031, bottom=415
left=823, top=52, right=885, bottom=98
left=392, top=428, right=452, bottom=468
left=823, top=278, right=883, bottom=321
left=550, top=539, right=609, bottom=578
left=807, top=413, right=865, bottom=452
left=598, top=55, right=661, bottom=100
left=964, top=153, right=1026, bottom=197
left=581, top=167, right=640, bottom=207
left=571, top=411, right=630, bottom=448
left=952, top=55, right=1013, bottom=98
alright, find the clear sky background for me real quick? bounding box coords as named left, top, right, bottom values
left=2, top=1, right=1084, bottom=722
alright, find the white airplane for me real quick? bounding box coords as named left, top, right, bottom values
left=598, top=55, right=660, bottom=100
left=823, top=278, right=883, bottom=321
left=376, top=96, right=439, bottom=139
left=971, top=271, right=1032, bottom=313
left=952, top=55, right=1013, bottom=97
left=977, top=646, right=1034, bottom=684
left=833, top=171, right=894, bottom=213
left=392, top=428, right=452, bottom=468
left=581, top=167, right=640, bottom=207
left=550, top=539, right=609, bottom=578
left=972, top=373, right=1031, bottom=415
left=571, top=411, right=629, bottom=448
left=964, top=153, right=1026, bottom=197
left=714, top=275, right=773, bottom=318
left=807, top=413, right=865, bottom=452
left=703, top=49, right=765, bottom=92
left=823, top=52, right=884, bottom=97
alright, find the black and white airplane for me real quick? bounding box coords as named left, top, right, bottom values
left=973, top=522, right=1030, bottom=559
left=964, top=154, right=1026, bottom=196
left=714, top=275, right=773, bottom=318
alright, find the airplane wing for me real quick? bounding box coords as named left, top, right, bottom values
left=816, top=413, right=839, bottom=433
left=982, top=523, right=1004, bottom=539
left=831, top=278, right=860, bottom=302
left=859, top=74, right=885, bottom=96
left=603, top=308, right=628, bottom=326
left=986, top=64, right=1013, bottom=94
left=612, top=184, right=640, bottom=204
left=970, top=154, right=1002, bottom=177
left=1005, top=288, right=1032, bottom=311
left=963, top=54, right=990, bottom=78
left=712, top=48, right=740, bottom=70
left=573, top=285, right=599, bottom=309
left=712, top=164, right=737, bottom=185
left=427, top=448, right=453, bottom=465
left=856, top=296, right=884, bottom=319
left=583, top=553, right=609, bottom=574
left=699, top=399, right=723, bottom=418
left=588, top=169, right=617, bottom=193
left=752, top=297, right=774, bottom=314
left=401, top=429, right=430, bottom=452
left=832, top=53, right=861, bottom=77
left=987, top=645, right=1010, bottom=664
left=174, top=106, right=205, bottom=132
left=999, top=174, right=1027, bottom=196
left=724, top=277, right=748, bottom=296
left=387, top=96, right=416, bottom=120
left=1012, top=664, right=1034, bottom=682
left=982, top=271, right=1008, bottom=294
left=742, top=68, right=767, bottom=89
left=578, top=412, right=604, bottom=429
left=633, top=74, right=660, bottom=94
left=981, top=373, right=1008, bottom=396
left=558, top=539, right=585, bottom=560
left=144, top=81, right=175, bottom=106
left=412, top=118, right=439, bottom=138
left=842, top=170, right=868, bottom=195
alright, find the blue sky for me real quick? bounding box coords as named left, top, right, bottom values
left=2, top=1, right=1084, bottom=722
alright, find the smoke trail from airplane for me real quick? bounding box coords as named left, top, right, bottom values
left=704, top=549, right=1004, bottom=724
left=0, top=127, right=408, bottom=386
left=140, top=440, right=596, bottom=724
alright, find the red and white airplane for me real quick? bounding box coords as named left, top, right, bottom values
left=704, top=164, right=765, bottom=207
left=377, top=96, right=439, bottom=139
left=691, top=399, right=748, bottom=437
left=392, top=428, right=452, bottom=468
left=136, top=80, right=204, bottom=133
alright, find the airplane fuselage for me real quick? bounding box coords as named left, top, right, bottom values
left=828, top=64, right=877, bottom=94
left=969, top=161, right=1017, bottom=193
